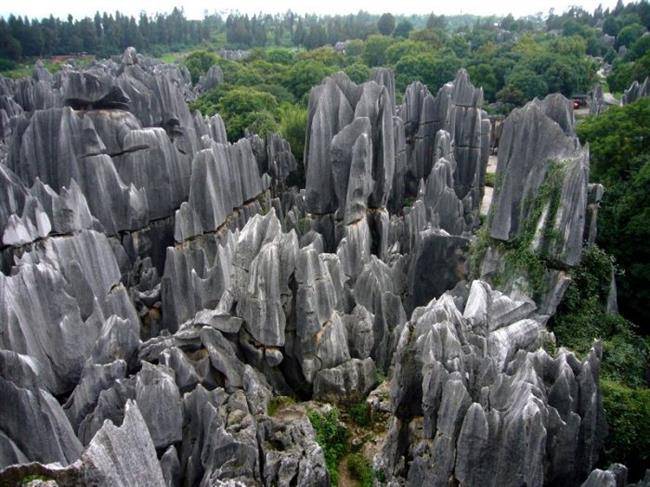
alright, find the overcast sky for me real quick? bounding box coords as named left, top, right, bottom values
left=0, top=0, right=624, bottom=21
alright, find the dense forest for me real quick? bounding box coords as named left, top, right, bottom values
left=2, top=1, right=650, bottom=105
left=1, top=0, right=649, bottom=481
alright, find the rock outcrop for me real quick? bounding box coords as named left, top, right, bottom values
left=622, top=76, right=649, bottom=105
left=377, top=283, right=605, bottom=486
left=0, top=49, right=619, bottom=487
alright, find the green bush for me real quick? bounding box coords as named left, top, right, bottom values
left=551, top=244, right=649, bottom=480
left=191, top=85, right=279, bottom=141
left=601, top=380, right=650, bottom=477
left=344, top=62, right=370, bottom=84
left=278, top=103, right=307, bottom=186
left=577, top=99, right=650, bottom=327
left=265, top=47, right=295, bottom=64
left=283, top=60, right=335, bottom=100
left=363, top=35, right=395, bottom=67
left=347, top=453, right=374, bottom=487
left=184, top=50, right=219, bottom=84
left=307, top=408, right=349, bottom=485
left=0, top=58, right=18, bottom=71
left=349, top=401, right=372, bottom=428
left=552, top=246, right=648, bottom=383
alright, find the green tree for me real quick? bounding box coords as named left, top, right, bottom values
left=278, top=103, right=308, bottom=186
left=344, top=62, right=370, bottom=84
left=603, top=16, right=621, bottom=36
left=363, top=34, right=394, bottom=67
left=345, top=39, right=365, bottom=57
left=467, top=63, right=498, bottom=102
left=385, top=39, right=427, bottom=65
left=608, top=60, right=635, bottom=92
left=283, top=60, right=334, bottom=100
left=577, top=99, right=650, bottom=328
left=426, top=13, right=447, bottom=29
left=184, top=50, right=218, bottom=84
left=629, top=34, right=650, bottom=60
left=193, top=86, right=280, bottom=141
left=266, top=47, right=295, bottom=64
left=498, top=67, right=548, bottom=105
left=616, top=23, right=646, bottom=49
left=632, top=51, right=650, bottom=82
left=393, top=20, right=413, bottom=39
left=377, top=13, right=396, bottom=36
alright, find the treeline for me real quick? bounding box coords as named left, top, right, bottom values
left=0, top=8, right=217, bottom=61
left=0, top=9, right=486, bottom=61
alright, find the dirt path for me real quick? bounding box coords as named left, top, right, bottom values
left=481, top=155, right=498, bottom=216
left=337, top=455, right=359, bottom=487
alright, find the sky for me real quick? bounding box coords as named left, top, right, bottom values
left=0, top=0, right=624, bottom=21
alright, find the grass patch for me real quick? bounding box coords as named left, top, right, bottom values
left=484, top=171, right=496, bottom=187
left=268, top=395, right=295, bottom=416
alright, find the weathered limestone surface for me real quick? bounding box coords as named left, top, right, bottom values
left=0, top=50, right=619, bottom=487
left=378, top=284, right=606, bottom=486
left=622, top=76, right=649, bottom=105
left=483, top=95, right=590, bottom=288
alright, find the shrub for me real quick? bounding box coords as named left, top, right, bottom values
left=601, top=380, right=650, bottom=477
left=265, top=47, right=295, bottom=64
left=363, top=35, right=395, bottom=67
left=344, top=62, right=370, bottom=84
left=347, top=453, right=374, bottom=487
left=0, top=58, right=18, bottom=71
left=278, top=103, right=307, bottom=186
left=283, top=60, right=334, bottom=100
left=184, top=50, right=219, bottom=84
left=349, top=401, right=372, bottom=428
left=191, top=86, right=279, bottom=141
left=577, top=99, right=650, bottom=327
left=551, top=244, right=649, bottom=480
left=307, top=408, right=349, bottom=485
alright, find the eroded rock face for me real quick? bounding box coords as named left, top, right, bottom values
left=0, top=50, right=618, bottom=486
left=477, top=94, right=591, bottom=310
left=377, top=283, right=606, bottom=487
left=622, top=76, right=649, bottom=105
left=400, top=69, right=490, bottom=220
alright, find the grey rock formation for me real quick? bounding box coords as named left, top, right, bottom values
left=583, top=464, right=628, bottom=487
left=400, top=69, right=490, bottom=223
left=622, top=77, right=649, bottom=105
left=196, top=65, right=224, bottom=93
left=378, top=284, right=606, bottom=486
left=304, top=71, right=395, bottom=256
left=487, top=96, right=589, bottom=267
left=0, top=51, right=620, bottom=487
left=590, top=84, right=620, bottom=115
left=135, top=362, right=183, bottom=449
left=80, top=399, right=166, bottom=485
left=313, top=357, right=377, bottom=403
left=407, top=228, right=469, bottom=310
left=0, top=377, right=82, bottom=468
